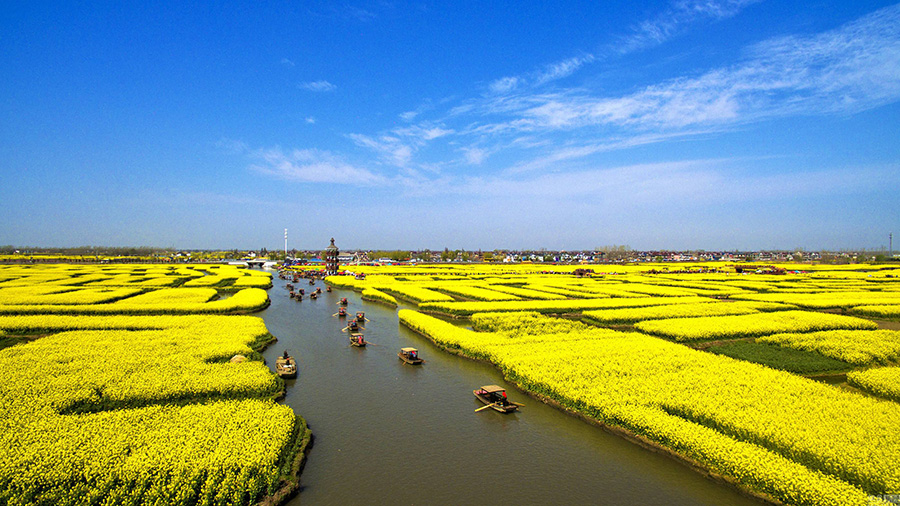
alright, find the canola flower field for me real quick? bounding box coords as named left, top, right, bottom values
left=0, top=264, right=306, bottom=506
left=319, top=261, right=900, bottom=506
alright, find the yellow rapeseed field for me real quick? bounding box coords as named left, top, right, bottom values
left=0, top=264, right=302, bottom=505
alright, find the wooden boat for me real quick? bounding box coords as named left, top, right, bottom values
left=339, top=297, right=348, bottom=305
left=349, top=333, right=366, bottom=347
left=326, top=286, right=332, bottom=292
left=275, top=353, right=298, bottom=379
left=398, top=347, right=423, bottom=365
left=310, top=292, right=318, bottom=300
left=337, top=307, right=347, bottom=317
left=473, top=385, right=518, bottom=413
left=346, top=320, right=359, bottom=331
left=355, top=311, right=366, bottom=322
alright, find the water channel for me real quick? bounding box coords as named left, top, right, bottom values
left=258, top=275, right=762, bottom=505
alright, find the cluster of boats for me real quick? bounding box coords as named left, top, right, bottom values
left=337, top=299, right=370, bottom=347
left=286, top=283, right=331, bottom=301
left=279, top=270, right=332, bottom=302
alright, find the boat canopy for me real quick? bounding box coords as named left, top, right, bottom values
left=480, top=385, right=506, bottom=393
left=400, top=347, right=417, bottom=353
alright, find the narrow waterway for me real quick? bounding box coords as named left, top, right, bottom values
left=258, top=276, right=762, bottom=505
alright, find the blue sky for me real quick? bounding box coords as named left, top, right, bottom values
left=2, top=1, right=899, bottom=251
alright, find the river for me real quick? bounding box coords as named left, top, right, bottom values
left=258, top=275, right=762, bottom=505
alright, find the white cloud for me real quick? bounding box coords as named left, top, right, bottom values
left=489, top=76, right=519, bottom=94
left=470, top=3, right=900, bottom=141
left=349, top=134, right=414, bottom=166
left=305, top=117, right=316, bottom=124
left=405, top=126, right=452, bottom=141
left=462, top=147, right=488, bottom=165
left=616, top=0, right=762, bottom=54
left=478, top=0, right=755, bottom=98
left=249, top=147, right=382, bottom=184
left=299, top=80, right=337, bottom=92
left=280, top=58, right=295, bottom=67
left=535, top=54, right=596, bottom=85
left=350, top=124, right=454, bottom=167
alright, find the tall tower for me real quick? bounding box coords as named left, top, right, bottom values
left=324, top=238, right=339, bottom=276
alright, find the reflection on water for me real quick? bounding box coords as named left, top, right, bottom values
left=259, top=275, right=761, bottom=505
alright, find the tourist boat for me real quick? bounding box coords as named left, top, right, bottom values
left=326, top=286, right=332, bottom=292
left=349, top=333, right=366, bottom=347
left=316, top=287, right=322, bottom=294
left=346, top=320, right=359, bottom=331
left=340, top=297, right=348, bottom=305
left=337, top=307, right=347, bottom=317
left=398, top=347, right=423, bottom=365
left=473, top=385, right=518, bottom=413
left=355, top=311, right=366, bottom=322
left=275, top=353, right=298, bottom=379
left=310, top=292, right=318, bottom=300
left=286, top=283, right=294, bottom=290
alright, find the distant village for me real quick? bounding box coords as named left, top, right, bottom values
left=2, top=242, right=897, bottom=265
left=263, top=247, right=894, bottom=266
left=192, top=244, right=893, bottom=266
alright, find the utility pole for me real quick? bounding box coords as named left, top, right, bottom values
left=284, top=229, right=288, bottom=258
left=891, top=232, right=893, bottom=259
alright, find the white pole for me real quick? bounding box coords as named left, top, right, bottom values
left=284, top=228, right=288, bottom=257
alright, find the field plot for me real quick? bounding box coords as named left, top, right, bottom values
left=582, top=300, right=793, bottom=325
left=848, top=367, right=900, bottom=401
left=0, top=264, right=306, bottom=506
left=328, top=262, right=900, bottom=506
left=759, top=329, right=900, bottom=365
left=634, top=310, right=878, bottom=341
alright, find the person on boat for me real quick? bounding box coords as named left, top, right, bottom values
left=282, top=350, right=290, bottom=360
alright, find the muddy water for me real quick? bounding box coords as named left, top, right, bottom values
left=259, top=277, right=762, bottom=505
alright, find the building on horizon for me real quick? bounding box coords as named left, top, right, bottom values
left=324, top=238, right=339, bottom=275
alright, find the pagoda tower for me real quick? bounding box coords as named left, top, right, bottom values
left=324, top=238, right=339, bottom=275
